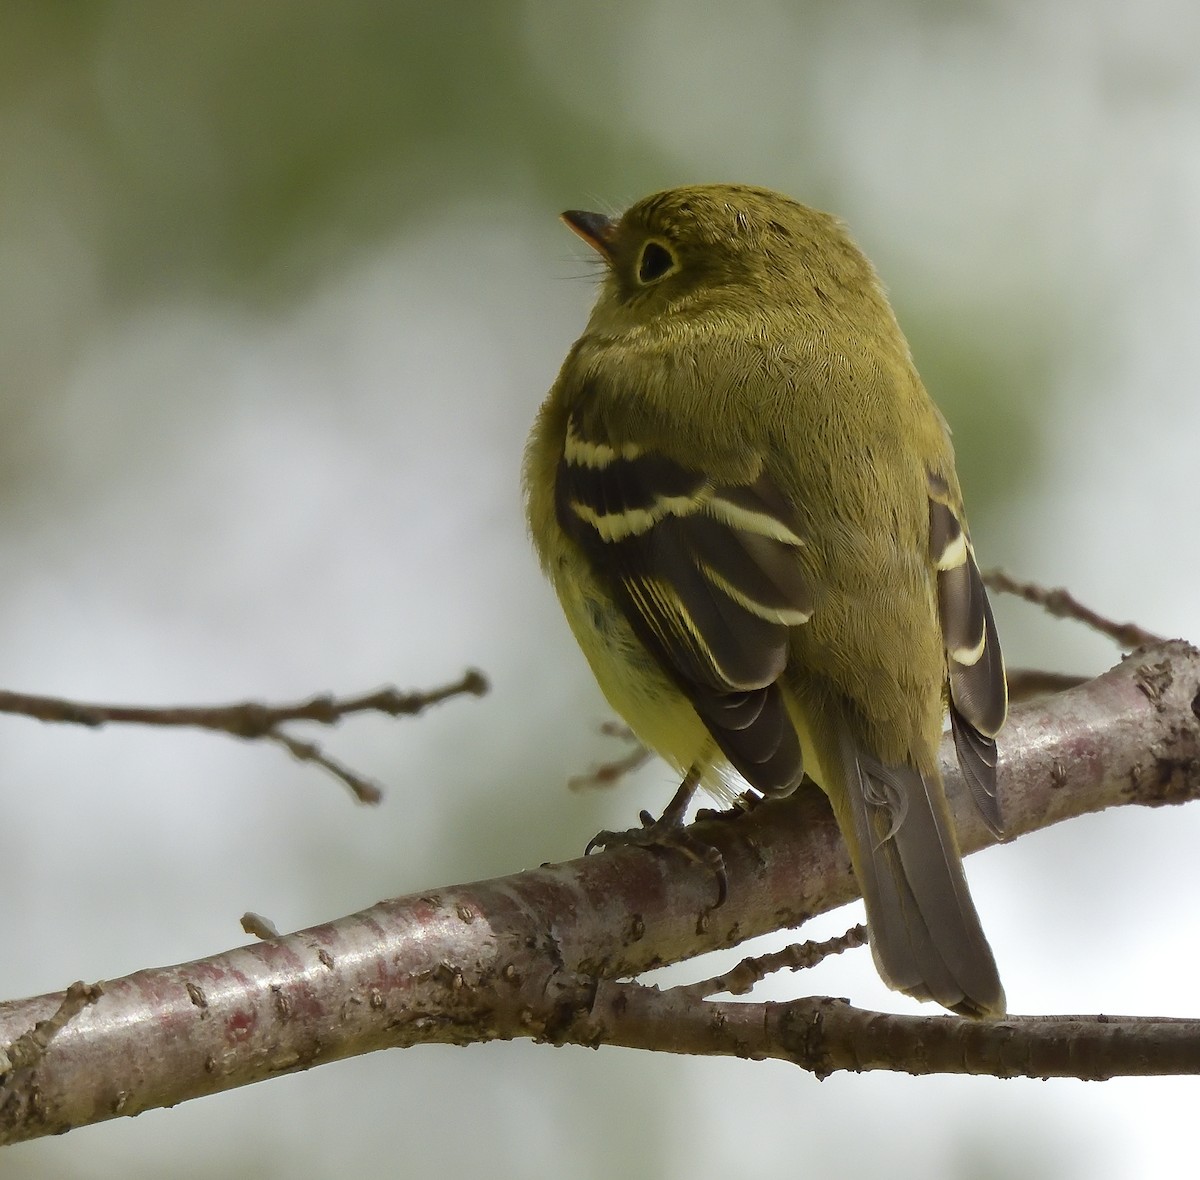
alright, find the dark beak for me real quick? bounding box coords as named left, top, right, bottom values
left=561, top=209, right=616, bottom=257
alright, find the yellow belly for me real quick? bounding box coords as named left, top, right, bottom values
left=552, top=547, right=726, bottom=791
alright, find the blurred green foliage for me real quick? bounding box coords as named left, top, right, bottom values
left=2, top=2, right=676, bottom=300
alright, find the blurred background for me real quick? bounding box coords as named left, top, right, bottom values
left=2, top=1, right=1198, bottom=1176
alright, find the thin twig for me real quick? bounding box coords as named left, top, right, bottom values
left=681, top=924, right=868, bottom=998
left=569, top=746, right=653, bottom=791
left=267, top=729, right=384, bottom=804
left=0, top=982, right=102, bottom=1074
left=0, top=669, right=488, bottom=802
left=569, top=722, right=652, bottom=790
left=984, top=569, right=1166, bottom=648
left=0, top=669, right=489, bottom=735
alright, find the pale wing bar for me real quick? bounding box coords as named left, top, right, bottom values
left=557, top=413, right=813, bottom=793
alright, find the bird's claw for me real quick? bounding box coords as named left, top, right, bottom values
left=585, top=814, right=728, bottom=906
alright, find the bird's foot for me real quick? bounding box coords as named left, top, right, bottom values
left=585, top=768, right=727, bottom=905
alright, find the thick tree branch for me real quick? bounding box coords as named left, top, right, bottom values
left=1, top=642, right=1198, bottom=1143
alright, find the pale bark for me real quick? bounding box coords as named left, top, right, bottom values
left=1, top=641, right=1198, bottom=1144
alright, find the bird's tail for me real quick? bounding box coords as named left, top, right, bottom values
left=833, top=727, right=1005, bottom=1018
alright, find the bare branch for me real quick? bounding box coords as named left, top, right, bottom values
left=0, top=669, right=488, bottom=802
left=266, top=729, right=385, bottom=804
left=985, top=569, right=1166, bottom=648
left=569, top=723, right=652, bottom=790
left=0, top=983, right=102, bottom=1075
left=0, top=669, right=488, bottom=734
left=1, top=641, right=1197, bottom=1143
left=584, top=988, right=1200, bottom=1079
left=680, top=925, right=868, bottom=999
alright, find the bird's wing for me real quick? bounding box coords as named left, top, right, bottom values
left=556, top=414, right=813, bottom=793
left=927, top=471, right=1008, bottom=836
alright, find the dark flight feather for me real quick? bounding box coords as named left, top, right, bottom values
left=928, top=473, right=1008, bottom=836
left=556, top=415, right=813, bottom=793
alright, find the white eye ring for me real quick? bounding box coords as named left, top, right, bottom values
left=636, top=238, right=679, bottom=285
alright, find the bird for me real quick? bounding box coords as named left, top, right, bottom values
left=524, top=184, right=1007, bottom=1017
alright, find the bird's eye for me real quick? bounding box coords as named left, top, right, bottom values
left=636, top=239, right=678, bottom=285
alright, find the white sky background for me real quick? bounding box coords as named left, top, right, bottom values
left=2, top=2, right=1199, bottom=1177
